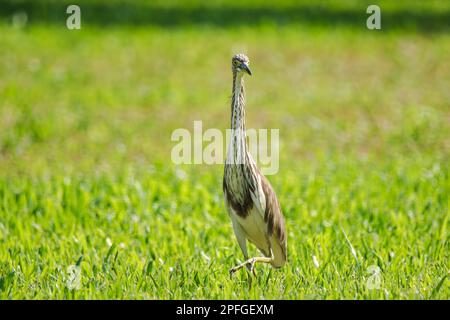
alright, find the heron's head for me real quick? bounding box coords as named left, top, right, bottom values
left=232, top=53, right=252, bottom=76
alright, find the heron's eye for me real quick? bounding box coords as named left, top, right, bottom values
left=233, top=60, right=239, bottom=66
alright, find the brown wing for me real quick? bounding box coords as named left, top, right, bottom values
left=260, top=174, right=287, bottom=261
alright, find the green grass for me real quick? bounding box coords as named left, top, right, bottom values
left=0, top=1, right=449, bottom=299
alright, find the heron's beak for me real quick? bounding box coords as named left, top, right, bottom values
left=242, top=63, right=252, bottom=76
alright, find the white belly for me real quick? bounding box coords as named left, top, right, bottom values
left=231, top=207, right=270, bottom=256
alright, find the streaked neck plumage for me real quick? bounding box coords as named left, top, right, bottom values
left=227, top=71, right=247, bottom=165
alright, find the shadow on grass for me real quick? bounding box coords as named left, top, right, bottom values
left=0, top=1, right=449, bottom=33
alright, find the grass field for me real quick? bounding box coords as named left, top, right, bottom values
left=0, top=0, right=449, bottom=299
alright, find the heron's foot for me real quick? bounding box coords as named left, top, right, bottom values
left=229, top=258, right=257, bottom=277
left=247, top=258, right=257, bottom=276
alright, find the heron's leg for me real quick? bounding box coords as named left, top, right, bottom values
left=231, top=220, right=248, bottom=261
left=230, top=256, right=273, bottom=276
left=228, top=219, right=249, bottom=275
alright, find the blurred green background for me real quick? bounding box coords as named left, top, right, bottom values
left=0, top=0, right=448, bottom=299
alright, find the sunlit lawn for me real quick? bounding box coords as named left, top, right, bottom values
left=0, top=0, right=448, bottom=299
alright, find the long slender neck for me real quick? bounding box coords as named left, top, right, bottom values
left=228, top=72, right=247, bottom=164
left=231, top=72, right=246, bottom=131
